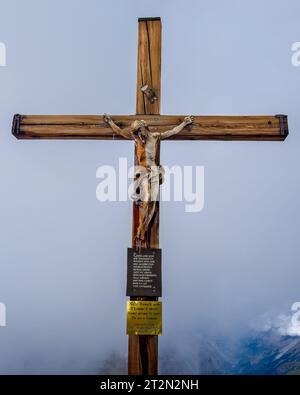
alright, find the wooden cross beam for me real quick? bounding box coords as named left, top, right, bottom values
left=11, top=17, right=288, bottom=376
left=13, top=114, right=288, bottom=141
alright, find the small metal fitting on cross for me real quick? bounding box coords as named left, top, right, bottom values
left=141, top=84, right=158, bottom=103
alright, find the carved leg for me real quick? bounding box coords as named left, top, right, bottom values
left=137, top=201, right=158, bottom=241
left=135, top=169, right=162, bottom=243
left=137, top=169, right=162, bottom=242
left=135, top=175, right=151, bottom=241
left=136, top=201, right=148, bottom=240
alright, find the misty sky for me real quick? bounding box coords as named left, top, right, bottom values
left=0, top=0, right=300, bottom=373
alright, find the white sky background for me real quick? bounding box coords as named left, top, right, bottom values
left=0, top=0, right=300, bottom=373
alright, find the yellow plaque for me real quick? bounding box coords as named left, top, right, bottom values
left=126, top=301, right=162, bottom=335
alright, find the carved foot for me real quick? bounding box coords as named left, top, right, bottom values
left=134, top=235, right=144, bottom=252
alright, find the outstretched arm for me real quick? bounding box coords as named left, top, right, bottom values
left=103, top=114, right=132, bottom=140
left=160, top=116, right=194, bottom=140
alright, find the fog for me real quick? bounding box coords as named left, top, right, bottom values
left=0, top=0, right=300, bottom=373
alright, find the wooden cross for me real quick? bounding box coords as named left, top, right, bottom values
left=12, top=17, right=288, bottom=376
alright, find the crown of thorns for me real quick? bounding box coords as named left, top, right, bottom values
left=131, top=120, right=147, bottom=131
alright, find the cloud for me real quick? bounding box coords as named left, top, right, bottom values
left=252, top=304, right=300, bottom=337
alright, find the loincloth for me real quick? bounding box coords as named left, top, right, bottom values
left=132, top=165, right=165, bottom=202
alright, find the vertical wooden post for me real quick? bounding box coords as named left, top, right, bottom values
left=128, top=17, right=162, bottom=376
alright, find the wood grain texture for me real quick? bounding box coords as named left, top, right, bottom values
left=13, top=114, right=288, bottom=141
left=128, top=17, right=162, bottom=377
left=136, top=18, right=161, bottom=115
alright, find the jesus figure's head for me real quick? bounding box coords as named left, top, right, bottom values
left=131, top=120, right=150, bottom=141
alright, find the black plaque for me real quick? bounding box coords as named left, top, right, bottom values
left=126, top=248, right=162, bottom=297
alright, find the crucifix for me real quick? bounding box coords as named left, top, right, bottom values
left=12, top=17, right=288, bottom=376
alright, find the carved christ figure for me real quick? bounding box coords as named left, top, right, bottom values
left=104, top=114, right=194, bottom=242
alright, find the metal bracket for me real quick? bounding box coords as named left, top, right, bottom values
left=275, top=114, right=289, bottom=137
left=141, top=85, right=158, bottom=104
left=138, top=17, right=161, bottom=22
left=12, top=114, right=22, bottom=137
